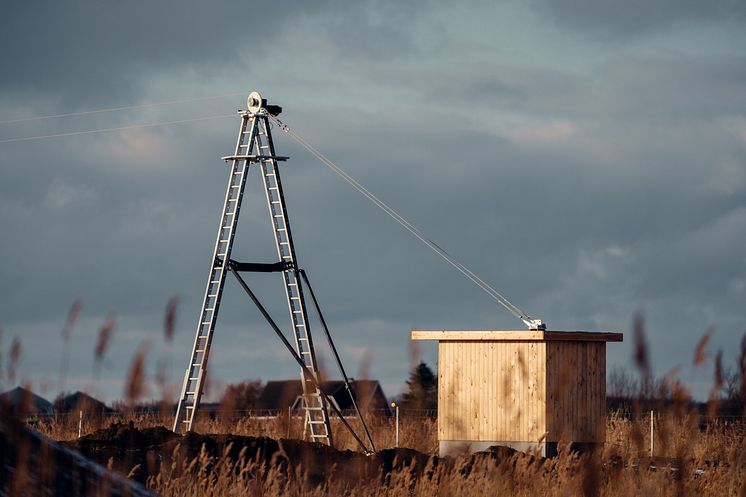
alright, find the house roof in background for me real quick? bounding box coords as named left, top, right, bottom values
left=257, top=379, right=389, bottom=412
left=0, top=386, right=53, bottom=415
left=54, top=391, right=114, bottom=413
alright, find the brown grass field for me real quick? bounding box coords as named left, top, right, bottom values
left=18, top=406, right=744, bottom=497
left=2, top=307, right=745, bottom=496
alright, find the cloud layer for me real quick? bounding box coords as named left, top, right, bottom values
left=1, top=1, right=744, bottom=402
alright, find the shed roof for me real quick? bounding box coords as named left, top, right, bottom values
left=411, top=330, right=623, bottom=342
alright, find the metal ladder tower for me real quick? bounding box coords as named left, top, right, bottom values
left=173, top=91, right=333, bottom=445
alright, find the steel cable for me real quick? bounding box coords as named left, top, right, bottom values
left=0, top=114, right=234, bottom=144
left=0, top=92, right=245, bottom=125
left=269, top=115, right=540, bottom=327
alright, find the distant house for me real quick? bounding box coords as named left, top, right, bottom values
left=0, top=386, right=53, bottom=415
left=257, top=379, right=390, bottom=414
left=53, top=391, right=115, bottom=415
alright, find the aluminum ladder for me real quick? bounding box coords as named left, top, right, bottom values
left=173, top=93, right=333, bottom=445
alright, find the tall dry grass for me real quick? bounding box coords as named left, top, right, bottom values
left=138, top=413, right=746, bottom=497
left=28, top=407, right=746, bottom=496
left=6, top=302, right=746, bottom=496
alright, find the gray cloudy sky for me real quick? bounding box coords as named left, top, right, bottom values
left=1, top=0, right=745, bottom=403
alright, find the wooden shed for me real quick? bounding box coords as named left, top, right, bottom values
left=411, top=330, right=623, bottom=457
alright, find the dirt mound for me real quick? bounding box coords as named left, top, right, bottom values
left=80, top=421, right=179, bottom=448
left=64, top=423, right=538, bottom=486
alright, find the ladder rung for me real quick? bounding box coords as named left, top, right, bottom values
left=189, top=377, right=199, bottom=381
left=204, top=307, right=215, bottom=311
left=198, top=335, right=209, bottom=339
left=308, top=420, right=327, bottom=425
left=301, top=351, right=311, bottom=355
left=195, top=349, right=204, bottom=353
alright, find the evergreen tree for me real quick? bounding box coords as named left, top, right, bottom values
left=219, top=379, right=264, bottom=422
left=400, top=362, right=437, bottom=410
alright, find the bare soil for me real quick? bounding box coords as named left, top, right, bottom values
left=62, top=422, right=528, bottom=486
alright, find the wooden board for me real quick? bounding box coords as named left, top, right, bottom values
left=438, top=340, right=547, bottom=442
left=412, top=330, right=623, bottom=342
left=543, top=341, right=606, bottom=443
left=436, top=339, right=607, bottom=444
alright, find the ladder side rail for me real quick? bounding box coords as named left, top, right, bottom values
left=173, top=114, right=257, bottom=432
left=299, top=269, right=376, bottom=452
left=258, top=117, right=322, bottom=374
left=262, top=117, right=318, bottom=373
left=255, top=117, right=308, bottom=372
left=227, top=266, right=371, bottom=453
left=256, top=115, right=333, bottom=444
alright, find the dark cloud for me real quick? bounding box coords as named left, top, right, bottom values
left=1, top=1, right=744, bottom=401
left=0, top=0, right=416, bottom=109
left=532, top=0, right=746, bottom=38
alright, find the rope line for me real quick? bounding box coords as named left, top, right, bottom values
left=0, top=114, right=234, bottom=144
left=0, top=92, right=245, bottom=125
left=269, top=115, right=539, bottom=326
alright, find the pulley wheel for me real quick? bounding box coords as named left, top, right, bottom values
left=247, top=91, right=263, bottom=113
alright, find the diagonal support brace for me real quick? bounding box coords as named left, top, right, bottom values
left=299, top=269, right=376, bottom=452
left=227, top=266, right=374, bottom=454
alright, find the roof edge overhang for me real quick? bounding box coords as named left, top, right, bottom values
left=411, top=330, right=623, bottom=342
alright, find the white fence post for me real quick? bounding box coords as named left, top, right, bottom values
left=391, top=402, right=399, bottom=447
left=649, top=410, right=654, bottom=457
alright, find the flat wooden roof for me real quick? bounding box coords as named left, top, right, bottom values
left=411, top=330, right=623, bottom=342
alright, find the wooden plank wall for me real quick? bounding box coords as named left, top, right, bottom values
left=438, top=340, right=606, bottom=443
left=438, top=340, right=546, bottom=442
left=545, top=341, right=605, bottom=443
